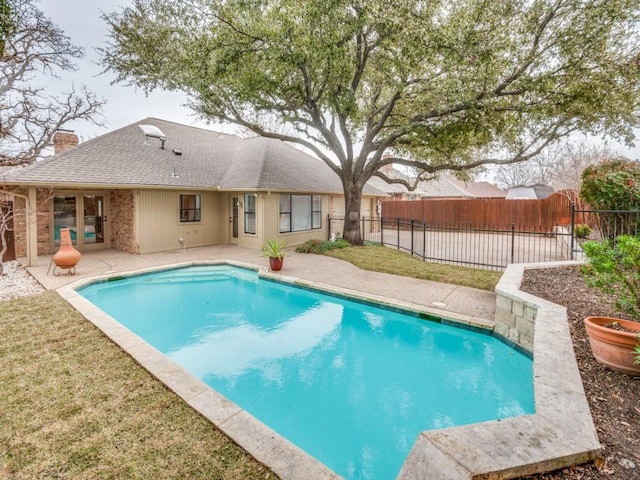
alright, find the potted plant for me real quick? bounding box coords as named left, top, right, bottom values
left=261, top=239, right=288, bottom=271
left=582, top=235, right=640, bottom=376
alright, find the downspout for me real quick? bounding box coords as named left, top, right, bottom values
left=0, top=187, right=38, bottom=267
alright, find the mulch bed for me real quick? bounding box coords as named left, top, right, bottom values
left=519, top=265, right=640, bottom=480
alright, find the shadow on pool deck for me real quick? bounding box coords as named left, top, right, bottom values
left=26, top=247, right=600, bottom=479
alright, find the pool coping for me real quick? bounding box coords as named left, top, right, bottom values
left=398, top=261, right=601, bottom=479
left=57, top=260, right=600, bottom=480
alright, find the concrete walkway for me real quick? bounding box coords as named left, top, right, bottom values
left=25, top=244, right=496, bottom=323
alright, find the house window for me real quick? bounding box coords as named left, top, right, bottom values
left=244, top=194, right=256, bottom=234
left=279, top=194, right=322, bottom=232
left=180, top=194, right=201, bottom=222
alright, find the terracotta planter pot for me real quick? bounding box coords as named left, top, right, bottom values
left=269, top=257, right=283, bottom=271
left=584, top=316, right=640, bottom=376
left=53, top=228, right=81, bottom=273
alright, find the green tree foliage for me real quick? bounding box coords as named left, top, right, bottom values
left=0, top=0, right=12, bottom=58
left=580, top=159, right=640, bottom=211
left=580, top=159, right=640, bottom=238
left=101, top=0, right=640, bottom=243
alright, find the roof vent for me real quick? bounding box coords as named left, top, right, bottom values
left=138, top=124, right=167, bottom=149
left=172, top=149, right=182, bottom=156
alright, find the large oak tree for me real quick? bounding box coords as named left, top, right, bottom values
left=102, top=0, right=639, bottom=244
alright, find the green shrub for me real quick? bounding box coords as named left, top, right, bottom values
left=296, top=238, right=351, bottom=254
left=573, top=224, right=592, bottom=239
left=579, top=159, right=640, bottom=239
left=582, top=235, right=640, bottom=319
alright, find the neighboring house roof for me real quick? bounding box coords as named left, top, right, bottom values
left=505, top=184, right=555, bottom=200
left=459, top=180, right=507, bottom=198
left=366, top=168, right=413, bottom=195
left=369, top=171, right=505, bottom=199
left=3, top=118, right=385, bottom=196
left=418, top=174, right=506, bottom=198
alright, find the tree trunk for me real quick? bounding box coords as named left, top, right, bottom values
left=342, top=180, right=363, bottom=245
left=0, top=224, right=7, bottom=271
left=0, top=227, right=6, bottom=276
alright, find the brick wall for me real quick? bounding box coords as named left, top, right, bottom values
left=109, top=190, right=136, bottom=253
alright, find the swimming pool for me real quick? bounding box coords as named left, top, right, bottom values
left=78, top=264, right=534, bottom=479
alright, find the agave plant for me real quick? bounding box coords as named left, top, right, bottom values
left=261, top=239, right=288, bottom=259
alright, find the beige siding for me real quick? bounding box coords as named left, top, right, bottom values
left=328, top=195, right=378, bottom=236
left=136, top=190, right=226, bottom=253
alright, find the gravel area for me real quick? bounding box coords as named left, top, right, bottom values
left=0, top=261, right=46, bottom=301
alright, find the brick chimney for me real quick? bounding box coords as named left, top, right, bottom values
left=380, top=154, right=394, bottom=174
left=53, top=129, right=79, bottom=154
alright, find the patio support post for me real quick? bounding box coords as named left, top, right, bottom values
left=26, top=187, right=38, bottom=267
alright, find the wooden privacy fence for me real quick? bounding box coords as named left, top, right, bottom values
left=381, top=192, right=581, bottom=230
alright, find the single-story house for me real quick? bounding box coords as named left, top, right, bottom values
left=1, top=118, right=385, bottom=266
left=368, top=166, right=505, bottom=200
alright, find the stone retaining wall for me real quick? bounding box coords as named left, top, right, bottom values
left=494, top=260, right=582, bottom=353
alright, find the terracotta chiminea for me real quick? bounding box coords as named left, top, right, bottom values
left=53, top=228, right=81, bottom=275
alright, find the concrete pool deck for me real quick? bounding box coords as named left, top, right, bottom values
left=24, top=245, right=497, bottom=324
left=24, top=247, right=600, bottom=479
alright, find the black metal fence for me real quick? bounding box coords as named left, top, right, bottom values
left=328, top=216, right=574, bottom=271
left=329, top=207, right=640, bottom=271
left=570, top=205, right=640, bottom=259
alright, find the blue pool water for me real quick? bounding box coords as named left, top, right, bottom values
left=78, top=265, right=534, bottom=479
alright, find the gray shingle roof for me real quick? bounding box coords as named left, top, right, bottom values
left=4, top=118, right=384, bottom=196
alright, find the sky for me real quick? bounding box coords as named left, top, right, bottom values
left=38, top=0, right=224, bottom=142
left=38, top=0, right=640, bottom=162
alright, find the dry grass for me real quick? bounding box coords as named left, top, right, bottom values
left=324, top=244, right=502, bottom=291
left=0, top=291, right=275, bottom=480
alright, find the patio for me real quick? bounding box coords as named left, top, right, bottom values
left=24, top=244, right=497, bottom=324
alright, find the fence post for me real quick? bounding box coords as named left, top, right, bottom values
left=380, top=216, right=384, bottom=246
left=510, top=223, right=515, bottom=264
left=396, top=217, right=400, bottom=250
left=422, top=221, right=426, bottom=261
left=570, top=203, right=575, bottom=261
left=362, top=217, right=365, bottom=242
left=410, top=219, right=414, bottom=256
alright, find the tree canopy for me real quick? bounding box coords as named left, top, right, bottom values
left=102, top=0, right=640, bottom=243
left=0, top=0, right=104, bottom=166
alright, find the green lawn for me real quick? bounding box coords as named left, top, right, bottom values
left=0, top=291, right=275, bottom=480
left=324, top=244, right=502, bottom=291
